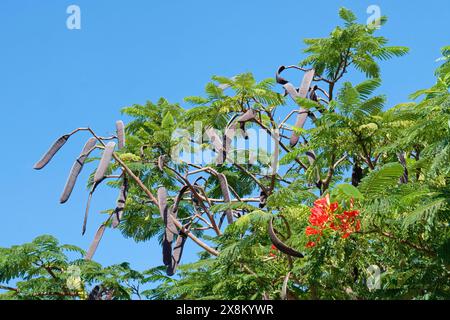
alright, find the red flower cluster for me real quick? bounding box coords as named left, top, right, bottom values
left=305, top=194, right=360, bottom=248
left=269, top=244, right=278, bottom=257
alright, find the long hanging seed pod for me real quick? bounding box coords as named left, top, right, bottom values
left=281, top=272, right=291, bottom=300
left=157, top=155, right=166, bottom=172
left=111, top=176, right=129, bottom=228
left=158, top=187, right=173, bottom=266
left=237, top=109, right=257, bottom=123
left=268, top=216, right=303, bottom=258
left=217, top=173, right=233, bottom=224
left=237, top=109, right=257, bottom=140
left=166, top=234, right=187, bottom=276
left=115, top=120, right=125, bottom=150
left=205, top=128, right=224, bottom=153
left=262, top=292, right=271, bottom=300
left=93, top=142, right=116, bottom=183
left=205, top=127, right=226, bottom=165
left=82, top=142, right=115, bottom=235
left=33, top=134, right=71, bottom=170
left=275, top=66, right=289, bottom=85
left=85, top=223, right=107, bottom=261
left=289, top=69, right=315, bottom=147
left=60, top=137, right=97, bottom=204
left=398, top=152, right=409, bottom=184
left=172, top=185, right=189, bottom=217
left=82, top=185, right=97, bottom=235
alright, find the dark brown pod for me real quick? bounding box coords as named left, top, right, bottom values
left=275, top=66, right=289, bottom=85
left=158, top=187, right=174, bottom=266
left=116, top=120, right=126, bottom=149
left=34, top=134, right=70, bottom=170
left=237, top=109, right=257, bottom=123
left=205, top=127, right=224, bottom=153
left=172, top=185, right=189, bottom=217
left=167, top=234, right=187, bottom=276
left=289, top=69, right=315, bottom=147
left=281, top=272, right=291, bottom=300
left=162, top=234, right=172, bottom=266
left=268, top=216, right=303, bottom=258
left=60, top=137, right=97, bottom=204
left=85, top=223, right=106, bottom=261
left=82, top=180, right=103, bottom=235
left=157, top=155, right=165, bottom=172
left=217, top=173, right=233, bottom=224
left=111, top=176, right=129, bottom=228
left=94, top=142, right=115, bottom=183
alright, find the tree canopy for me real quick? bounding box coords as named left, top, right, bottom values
left=1, top=8, right=449, bottom=300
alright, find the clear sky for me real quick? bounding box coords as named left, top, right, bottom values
left=0, top=0, right=449, bottom=276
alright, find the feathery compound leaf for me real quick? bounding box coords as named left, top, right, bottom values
left=60, top=137, right=97, bottom=204
left=354, top=78, right=381, bottom=100
left=403, top=198, right=446, bottom=228
left=34, top=134, right=70, bottom=170
left=339, top=7, right=357, bottom=23
left=94, top=142, right=116, bottom=183
left=116, top=120, right=125, bottom=149
left=358, top=162, right=404, bottom=197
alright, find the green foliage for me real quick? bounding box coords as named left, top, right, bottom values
left=11, top=8, right=450, bottom=300
left=0, top=236, right=146, bottom=300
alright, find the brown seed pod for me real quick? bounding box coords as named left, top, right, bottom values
left=289, top=69, right=315, bottom=147
left=85, top=223, right=106, bottom=261
left=157, top=187, right=168, bottom=221
left=162, top=235, right=172, bottom=266
left=157, top=155, right=165, bottom=172
left=217, top=173, right=233, bottom=224
left=82, top=179, right=104, bottom=235
left=281, top=272, right=291, bottom=300
left=172, top=185, right=189, bottom=217
left=93, top=142, right=116, bottom=183
left=33, top=134, right=70, bottom=170
left=166, top=234, right=187, bottom=276
left=237, top=109, right=257, bottom=123
left=116, top=120, right=125, bottom=149
left=158, top=187, right=174, bottom=266
left=275, top=66, right=289, bottom=85
left=60, top=137, right=97, bottom=204
left=206, top=127, right=226, bottom=165
left=111, top=175, right=129, bottom=228
left=82, top=189, right=94, bottom=235
left=268, top=216, right=303, bottom=258
left=205, top=127, right=224, bottom=153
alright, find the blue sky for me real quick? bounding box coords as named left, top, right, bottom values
left=0, top=0, right=449, bottom=277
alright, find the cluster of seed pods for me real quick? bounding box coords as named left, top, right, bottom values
left=34, top=66, right=326, bottom=280
left=34, top=121, right=128, bottom=261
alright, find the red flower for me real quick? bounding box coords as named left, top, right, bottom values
left=306, top=241, right=316, bottom=248
left=305, top=195, right=361, bottom=248
left=343, top=210, right=359, bottom=217
left=309, top=207, right=329, bottom=227
left=355, top=220, right=361, bottom=232
left=269, top=244, right=278, bottom=257
left=305, top=226, right=321, bottom=236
